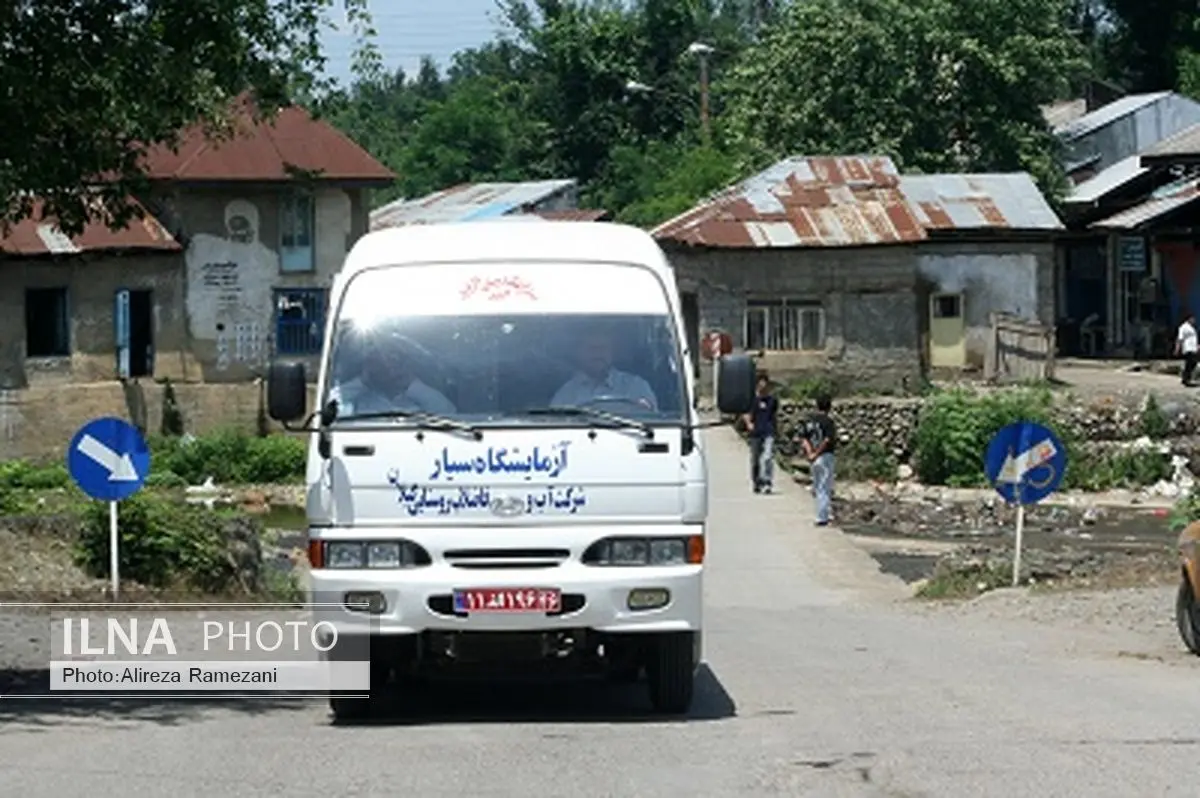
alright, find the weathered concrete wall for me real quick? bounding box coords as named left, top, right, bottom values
left=666, top=245, right=924, bottom=392
left=916, top=239, right=1056, bottom=368
left=157, top=184, right=366, bottom=381
left=0, top=381, right=318, bottom=462
left=0, top=253, right=190, bottom=389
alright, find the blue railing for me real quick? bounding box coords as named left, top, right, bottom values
left=274, top=288, right=327, bottom=356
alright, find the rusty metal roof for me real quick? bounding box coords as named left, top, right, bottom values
left=141, top=97, right=395, bottom=183
left=652, top=157, right=1060, bottom=249
left=370, top=180, right=578, bottom=229
left=900, top=173, right=1063, bottom=231
left=651, top=156, right=928, bottom=248
left=1090, top=177, right=1200, bottom=229
left=1, top=198, right=180, bottom=256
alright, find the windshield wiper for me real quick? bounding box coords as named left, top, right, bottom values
left=331, top=408, right=483, bottom=439
left=522, top=405, right=654, bottom=438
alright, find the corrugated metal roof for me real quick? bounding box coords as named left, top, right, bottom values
left=653, top=157, right=1060, bottom=249
left=1055, top=92, right=1171, bottom=140
left=1141, top=122, right=1200, bottom=159
left=141, top=96, right=395, bottom=183
left=1090, top=177, right=1200, bottom=229
left=1, top=198, right=180, bottom=256
left=900, top=173, right=1063, bottom=231
left=1065, top=155, right=1150, bottom=204
left=651, top=156, right=928, bottom=248
left=533, top=208, right=610, bottom=221
left=370, top=180, right=577, bottom=229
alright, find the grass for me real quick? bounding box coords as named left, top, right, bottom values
left=915, top=564, right=1012, bottom=599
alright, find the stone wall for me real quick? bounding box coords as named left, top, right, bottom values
left=773, top=392, right=1200, bottom=462
left=0, top=381, right=317, bottom=462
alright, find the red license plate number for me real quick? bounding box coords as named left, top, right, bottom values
left=453, top=588, right=562, bottom=614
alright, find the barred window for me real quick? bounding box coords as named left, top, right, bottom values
left=744, top=299, right=825, bottom=351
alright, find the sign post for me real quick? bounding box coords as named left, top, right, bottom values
left=66, top=417, right=151, bottom=600
left=984, top=421, right=1067, bottom=587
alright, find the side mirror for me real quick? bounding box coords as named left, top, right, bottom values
left=716, top=354, right=756, bottom=415
left=267, top=360, right=308, bottom=422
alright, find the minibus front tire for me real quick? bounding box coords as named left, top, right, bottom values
left=646, top=631, right=696, bottom=714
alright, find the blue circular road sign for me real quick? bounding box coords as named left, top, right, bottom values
left=984, top=421, right=1068, bottom=505
left=66, top=417, right=151, bottom=502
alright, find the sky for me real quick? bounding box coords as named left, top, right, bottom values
left=320, top=0, right=507, bottom=87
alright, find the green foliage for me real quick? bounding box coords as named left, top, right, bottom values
left=0, top=460, right=71, bottom=490
left=75, top=492, right=263, bottom=593
left=838, top=440, right=899, bottom=482
left=1, top=0, right=379, bottom=236
left=718, top=0, right=1088, bottom=199
left=912, top=388, right=1055, bottom=487
left=1140, top=394, right=1170, bottom=439
left=161, top=378, right=185, bottom=438
left=1170, top=492, right=1200, bottom=532
left=911, top=388, right=1171, bottom=490
left=780, top=374, right=838, bottom=401
left=916, top=563, right=1011, bottom=599
left=149, top=430, right=306, bottom=485
left=144, top=471, right=189, bottom=489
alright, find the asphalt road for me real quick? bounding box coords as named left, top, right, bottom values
left=4, top=427, right=1200, bottom=797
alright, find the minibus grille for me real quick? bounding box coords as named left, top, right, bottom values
left=443, top=548, right=570, bottom=569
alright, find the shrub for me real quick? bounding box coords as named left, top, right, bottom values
left=1171, top=493, right=1200, bottom=533
left=782, top=374, right=837, bottom=401
left=838, top=440, right=898, bottom=482
left=911, top=388, right=1054, bottom=487
left=144, top=470, right=188, bottom=489
left=911, top=387, right=1170, bottom=491
left=148, top=429, right=306, bottom=484
left=75, top=492, right=263, bottom=593
left=0, top=460, right=71, bottom=490
left=1139, top=393, right=1170, bottom=439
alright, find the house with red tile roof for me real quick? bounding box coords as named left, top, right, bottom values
left=1, top=97, right=395, bottom=393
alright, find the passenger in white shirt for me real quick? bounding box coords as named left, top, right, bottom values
left=1177, top=313, right=1198, bottom=387
left=551, top=330, right=658, bottom=411
left=332, top=331, right=456, bottom=417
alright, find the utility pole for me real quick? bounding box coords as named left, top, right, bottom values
left=688, top=42, right=714, bottom=146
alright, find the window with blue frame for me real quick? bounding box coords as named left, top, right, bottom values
left=274, top=288, right=327, bottom=355
left=279, top=192, right=315, bottom=273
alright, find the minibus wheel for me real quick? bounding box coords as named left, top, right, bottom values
left=1177, top=574, right=1200, bottom=656
left=329, top=694, right=373, bottom=722
left=646, top=632, right=695, bottom=714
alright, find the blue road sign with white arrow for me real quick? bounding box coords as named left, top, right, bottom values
left=984, top=421, right=1067, bottom=505
left=66, top=417, right=151, bottom=502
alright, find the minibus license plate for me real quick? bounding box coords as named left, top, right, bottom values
left=454, top=588, right=561, bottom=613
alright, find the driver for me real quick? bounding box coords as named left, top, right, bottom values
left=332, top=329, right=456, bottom=416
left=550, top=328, right=658, bottom=410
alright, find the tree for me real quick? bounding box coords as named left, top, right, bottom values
left=719, top=0, right=1088, bottom=198
left=0, top=0, right=378, bottom=236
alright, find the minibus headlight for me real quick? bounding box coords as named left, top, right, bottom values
left=310, top=540, right=432, bottom=569
left=582, top=536, right=703, bottom=566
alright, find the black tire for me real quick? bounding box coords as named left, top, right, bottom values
left=646, top=632, right=696, bottom=714
left=329, top=695, right=373, bottom=722
left=1177, top=577, right=1200, bottom=656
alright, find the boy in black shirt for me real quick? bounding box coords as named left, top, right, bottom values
left=802, top=394, right=837, bottom=525
left=744, top=372, right=779, bottom=494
